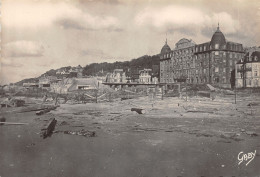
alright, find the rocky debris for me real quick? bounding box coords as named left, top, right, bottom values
left=121, top=97, right=134, bottom=101
left=0, top=116, right=27, bottom=126
left=36, top=105, right=59, bottom=115
left=206, top=84, right=216, bottom=91
left=197, top=91, right=211, bottom=98
left=247, top=102, right=260, bottom=106
left=59, top=121, right=69, bottom=126
left=131, top=108, right=145, bottom=114
left=0, top=98, right=25, bottom=108
left=11, top=99, right=25, bottom=107
left=63, top=129, right=96, bottom=137
left=40, top=118, right=57, bottom=139
left=245, top=131, right=258, bottom=137
left=0, top=116, right=6, bottom=125
left=217, top=139, right=231, bottom=143
left=187, top=110, right=214, bottom=113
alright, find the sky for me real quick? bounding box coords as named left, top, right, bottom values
left=1, top=0, right=260, bottom=84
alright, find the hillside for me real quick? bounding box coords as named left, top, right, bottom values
left=15, top=54, right=160, bottom=85
left=15, top=66, right=73, bottom=86
left=82, top=54, right=160, bottom=76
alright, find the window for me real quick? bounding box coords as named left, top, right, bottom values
left=223, top=77, right=226, bottom=83
left=223, top=68, right=226, bottom=72
left=230, top=60, right=232, bottom=66
left=215, top=67, right=219, bottom=73
left=204, top=46, right=206, bottom=51
left=254, top=79, right=259, bottom=86
left=215, top=44, right=219, bottom=49
left=254, top=71, right=258, bottom=76
left=223, top=52, right=226, bottom=56
left=230, top=53, right=233, bottom=58
left=215, top=51, right=219, bottom=56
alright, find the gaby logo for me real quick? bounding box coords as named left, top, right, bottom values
left=238, top=150, right=256, bottom=166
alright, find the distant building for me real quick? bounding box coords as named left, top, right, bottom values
left=23, top=83, right=39, bottom=88
left=236, top=51, right=260, bottom=88
left=129, top=68, right=140, bottom=83
left=139, top=68, right=152, bottom=84
left=56, top=65, right=83, bottom=78
left=68, top=78, right=97, bottom=91
left=152, top=77, right=159, bottom=84
left=50, top=78, right=100, bottom=93
left=160, top=24, right=244, bottom=88
left=39, top=76, right=58, bottom=89
left=105, top=69, right=127, bottom=83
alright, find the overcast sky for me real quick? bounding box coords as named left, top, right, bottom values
left=1, top=0, right=260, bottom=84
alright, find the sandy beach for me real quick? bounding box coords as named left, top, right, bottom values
left=0, top=94, right=260, bottom=177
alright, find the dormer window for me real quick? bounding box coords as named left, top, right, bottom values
left=215, top=44, right=219, bottom=49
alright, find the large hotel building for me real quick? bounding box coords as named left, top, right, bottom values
left=159, top=25, right=244, bottom=88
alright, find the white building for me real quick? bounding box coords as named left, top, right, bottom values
left=139, top=68, right=152, bottom=84
left=106, top=69, right=127, bottom=83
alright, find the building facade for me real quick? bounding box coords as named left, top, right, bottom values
left=139, top=68, right=152, bottom=84
left=160, top=38, right=196, bottom=84
left=105, top=69, right=127, bottom=83
left=236, top=51, right=260, bottom=88
left=160, top=25, right=244, bottom=88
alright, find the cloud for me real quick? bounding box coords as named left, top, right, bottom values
left=3, top=40, right=44, bottom=57
left=2, top=2, right=79, bottom=28
left=55, top=18, right=86, bottom=30
left=55, top=15, right=120, bottom=31
left=204, top=12, right=240, bottom=34
left=1, top=58, right=23, bottom=67
left=134, top=6, right=241, bottom=37
left=135, top=6, right=205, bottom=27
left=2, top=1, right=120, bottom=31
